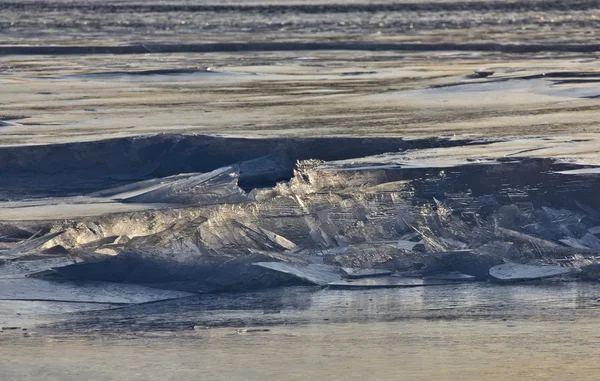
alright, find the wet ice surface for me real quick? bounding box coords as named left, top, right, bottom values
left=0, top=300, right=117, bottom=327
left=0, top=258, right=193, bottom=327
left=3, top=283, right=600, bottom=381
left=41, top=282, right=600, bottom=334
left=3, top=321, right=600, bottom=381
left=0, top=258, right=193, bottom=304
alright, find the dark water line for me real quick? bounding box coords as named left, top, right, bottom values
left=1, top=0, right=599, bottom=13
left=2, top=42, right=600, bottom=56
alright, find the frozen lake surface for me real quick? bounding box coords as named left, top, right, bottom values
left=3, top=283, right=600, bottom=380
left=3, top=0, right=600, bottom=379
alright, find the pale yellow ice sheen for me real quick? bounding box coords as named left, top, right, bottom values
left=2, top=320, right=600, bottom=381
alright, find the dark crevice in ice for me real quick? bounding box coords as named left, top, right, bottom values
left=429, top=71, right=600, bottom=90
left=55, top=68, right=225, bottom=79
left=0, top=298, right=126, bottom=305
left=0, top=114, right=28, bottom=121
left=521, top=72, right=600, bottom=79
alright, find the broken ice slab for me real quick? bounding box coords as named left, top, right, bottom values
left=0, top=231, right=64, bottom=260
left=440, top=238, right=468, bottom=250
left=557, top=168, right=600, bottom=176
left=0, top=258, right=74, bottom=279
left=327, top=277, right=458, bottom=289
left=396, top=240, right=424, bottom=251
left=88, top=173, right=199, bottom=198
left=423, top=272, right=476, bottom=281
left=247, top=249, right=309, bottom=264
left=575, top=200, right=600, bottom=219
left=256, top=256, right=482, bottom=288
left=341, top=268, right=393, bottom=279
left=254, top=262, right=343, bottom=286
left=488, top=263, right=572, bottom=283
left=496, top=227, right=593, bottom=255
left=121, top=166, right=247, bottom=205
left=577, top=233, right=600, bottom=249
left=255, top=227, right=297, bottom=251
left=0, top=120, right=22, bottom=127
left=0, top=278, right=193, bottom=304
left=497, top=227, right=564, bottom=249
left=559, top=234, right=600, bottom=249
left=559, top=237, right=591, bottom=249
